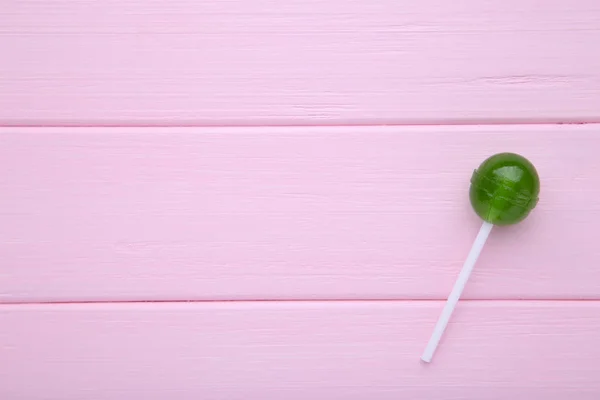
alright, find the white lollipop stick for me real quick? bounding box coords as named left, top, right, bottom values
left=421, top=221, right=493, bottom=363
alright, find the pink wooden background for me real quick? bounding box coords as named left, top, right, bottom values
left=2, top=125, right=600, bottom=303
left=2, top=0, right=600, bottom=125
left=3, top=302, right=600, bottom=399
left=1, top=1, right=600, bottom=399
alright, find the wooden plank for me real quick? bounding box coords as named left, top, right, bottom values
left=1, top=301, right=599, bottom=399
left=1, top=125, right=599, bottom=302
left=1, top=0, right=600, bottom=125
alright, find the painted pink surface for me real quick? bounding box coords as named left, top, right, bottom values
left=2, top=125, right=599, bottom=302
left=2, top=2, right=599, bottom=396
left=2, top=301, right=600, bottom=399
left=1, top=0, right=600, bottom=125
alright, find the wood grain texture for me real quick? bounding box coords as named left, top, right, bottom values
left=1, top=0, right=600, bottom=125
left=2, top=125, right=599, bottom=302
left=1, top=301, right=599, bottom=399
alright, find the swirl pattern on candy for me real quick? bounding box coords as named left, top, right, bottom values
left=470, top=153, right=540, bottom=225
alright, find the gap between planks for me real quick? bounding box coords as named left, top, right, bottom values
left=1, top=121, right=599, bottom=129
left=3, top=299, right=600, bottom=307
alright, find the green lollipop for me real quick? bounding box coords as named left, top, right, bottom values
left=470, top=153, right=540, bottom=226
left=422, top=153, right=540, bottom=363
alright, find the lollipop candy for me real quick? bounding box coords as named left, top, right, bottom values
left=421, top=153, right=540, bottom=363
